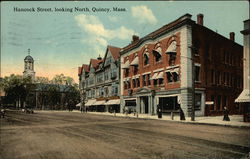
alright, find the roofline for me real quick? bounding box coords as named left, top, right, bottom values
left=120, top=13, right=194, bottom=55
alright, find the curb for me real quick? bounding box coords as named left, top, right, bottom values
left=85, top=112, right=250, bottom=129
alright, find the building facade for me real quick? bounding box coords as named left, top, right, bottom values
left=235, top=19, right=250, bottom=122
left=120, top=13, right=243, bottom=118
left=79, top=46, right=121, bottom=112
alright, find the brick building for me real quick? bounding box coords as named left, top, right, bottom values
left=120, top=13, right=243, bottom=118
left=78, top=46, right=121, bottom=112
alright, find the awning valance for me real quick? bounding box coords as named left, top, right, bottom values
left=121, top=60, right=130, bottom=69
left=94, top=100, right=106, bottom=105
left=170, top=68, right=179, bottom=74
left=156, top=72, right=164, bottom=79
left=130, top=56, right=139, bottom=66
left=105, top=99, right=120, bottom=105
left=235, top=89, right=250, bottom=102
left=151, top=73, right=158, bottom=80
left=153, top=47, right=162, bottom=55
left=166, top=41, right=177, bottom=54
left=85, top=99, right=96, bottom=106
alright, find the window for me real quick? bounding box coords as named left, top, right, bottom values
left=143, top=75, right=146, bottom=86
left=172, top=72, right=179, bottom=82
left=153, top=47, right=162, bottom=62
left=195, top=66, right=200, bottom=82
left=159, top=78, right=164, bottom=85
left=217, top=95, right=221, bottom=111
left=127, top=80, right=131, bottom=89
left=147, top=74, right=151, bottom=86
left=136, top=78, right=140, bottom=88
left=193, top=40, right=200, bottom=56
left=167, top=72, right=173, bottom=83
left=169, top=54, right=176, bottom=66
left=211, top=95, right=215, bottom=111
left=134, top=65, right=139, bottom=75
left=195, top=93, right=202, bottom=110
left=153, top=79, right=157, bottom=86
left=132, top=79, right=136, bottom=88
left=112, top=85, right=118, bottom=96
left=104, top=70, right=109, bottom=80
left=124, top=81, right=127, bottom=90
left=144, top=53, right=149, bottom=66
left=124, top=69, right=129, bottom=77
left=111, top=68, right=117, bottom=79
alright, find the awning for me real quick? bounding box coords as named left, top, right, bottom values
left=76, top=103, right=81, bottom=107
left=105, top=99, right=120, bottom=105
left=156, top=72, right=164, bottom=79
left=85, top=99, right=96, bottom=106
left=94, top=100, right=106, bottom=105
left=121, top=60, right=130, bottom=69
left=166, top=41, right=177, bottom=54
left=205, top=101, right=214, bottom=105
left=235, top=89, right=250, bottom=102
left=153, top=47, right=162, bottom=55
left=151, top=73, right=158, bottom=80
left=130, top=56, right=139, bottom=66
left=170, top=68, right=179, bottom=74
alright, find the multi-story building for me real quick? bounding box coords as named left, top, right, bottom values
left=78, top=45, right=121, bottom=112
left=120, top=13, right=243, bottom=118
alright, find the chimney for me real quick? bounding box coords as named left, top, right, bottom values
left=132, top=35, right=139, bottom=43
left=197, top=14, right=204, bottom=26
left=229, top=32, right=235, bottom=41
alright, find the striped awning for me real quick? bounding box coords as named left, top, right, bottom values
left=130, top=56, right=139, bottom=66
left=94, top=100, right=106, bottom=105
left=151, top=73, right=158, bottom=80
left=121, top=60, right=130, bottom=69
left=105, top=99, right=120, bottom=105
left=156, top=72, right=164, bottom=79
left=85, top=99, right=96, bottom=106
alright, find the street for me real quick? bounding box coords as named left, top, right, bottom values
left=0, top=110, right=250, bottom=159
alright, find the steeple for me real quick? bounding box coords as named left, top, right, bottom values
left=23, top=49, right=35, bottom=81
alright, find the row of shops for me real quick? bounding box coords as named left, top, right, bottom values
left=84, top=99, right=120, bottom=113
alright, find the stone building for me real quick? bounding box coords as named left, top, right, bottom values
left=235, top=19, right=250, bottom=121
left=120, top=13, right=243, bottom=118
left=78, top=46, right=121, bottom=112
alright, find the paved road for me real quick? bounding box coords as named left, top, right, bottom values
left=1, top=110, right=250, bottom=159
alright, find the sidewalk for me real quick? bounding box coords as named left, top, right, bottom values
left=82, top=111, right=250, bottom=128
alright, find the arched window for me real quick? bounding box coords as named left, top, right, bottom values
left=143, top=53, right=149, bottom=65
left=153, top=47, right=162, bottom=62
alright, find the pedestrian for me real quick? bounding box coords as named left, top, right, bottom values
left=157, top=104, right=162, bottom=119
left=180, top=108, right=185, bottom=120
left=223, top=107, right=230, bottom=121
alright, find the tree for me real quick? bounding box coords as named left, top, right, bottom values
left=35, top=77, right=50, bottom=84
left=51, top=74, right=75, bottom=85
left=0, top=74, right=32, bottom=108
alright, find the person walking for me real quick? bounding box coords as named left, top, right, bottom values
left=223, top=107, right=230, bottom=121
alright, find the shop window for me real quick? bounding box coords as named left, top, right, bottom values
left=195, top=93, right=202, bottom=110
left=211, top=95, right=215, bottom=111
left=217, top=95, right=221, bottom=111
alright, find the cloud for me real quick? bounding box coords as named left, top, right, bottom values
left=131, top=5, right=157, bottom=25
left=108, top=16, right=119, bottom=22
left=75, top=14, right=136, bottom=40
left=75, top=14, right=137, bottom=60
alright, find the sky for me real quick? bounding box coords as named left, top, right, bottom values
left=1, top=1, right=249, bottom=83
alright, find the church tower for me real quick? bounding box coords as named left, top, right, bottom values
left=23, top=49, right=35, bottom=81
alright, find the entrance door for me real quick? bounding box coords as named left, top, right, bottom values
left=141, top=96, right=149, bottom=114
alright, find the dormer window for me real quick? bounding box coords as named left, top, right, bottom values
left=153, top=47, right=162, bottom=62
